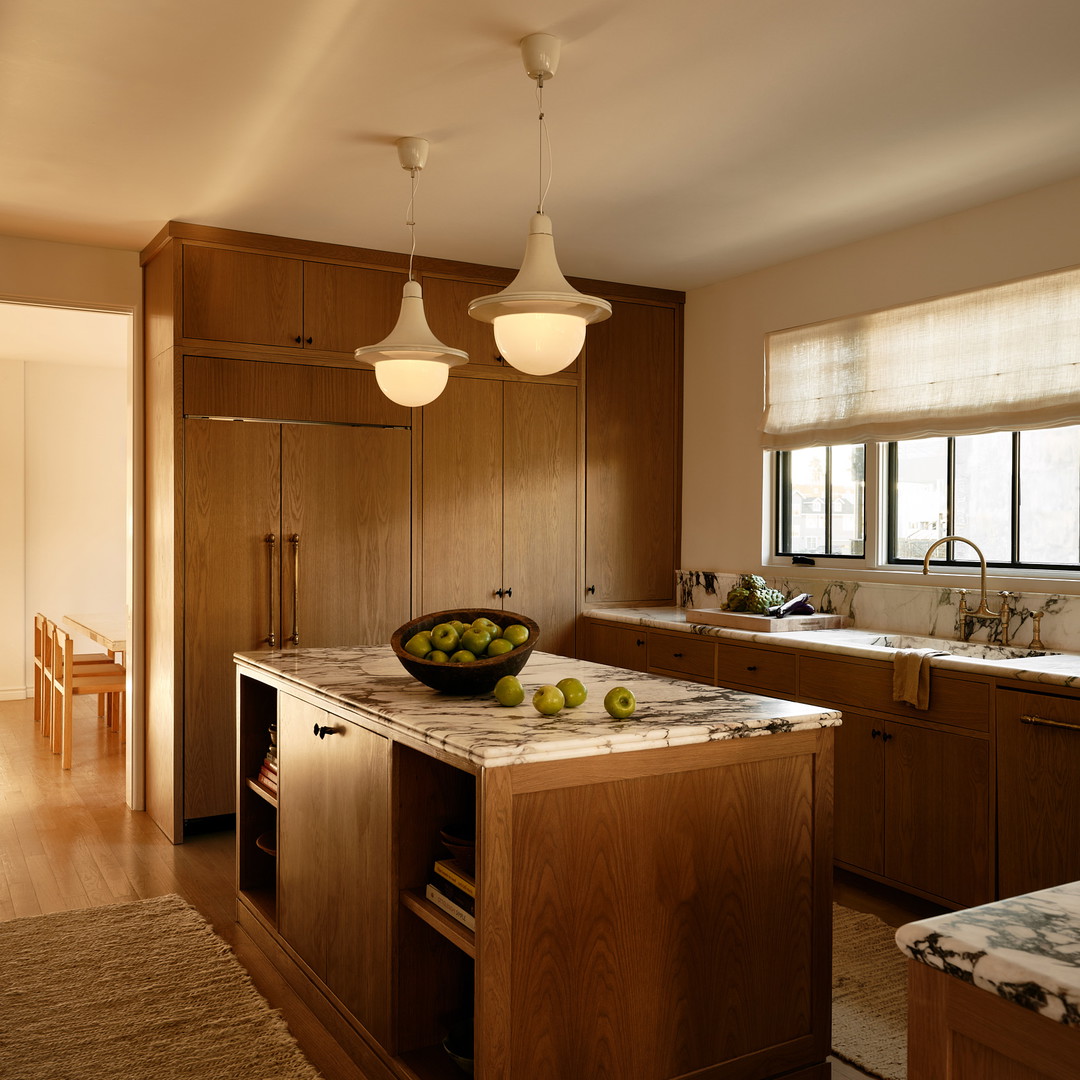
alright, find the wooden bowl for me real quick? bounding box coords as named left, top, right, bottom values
left=390, top=609, right=540, bottom=695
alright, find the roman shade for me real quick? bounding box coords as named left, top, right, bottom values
left=761, top=263, right=1080, bottom=450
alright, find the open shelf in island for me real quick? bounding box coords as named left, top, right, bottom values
left=246, top=775, right=278, bottom=808
left=400, top=888, right=475, bottom=958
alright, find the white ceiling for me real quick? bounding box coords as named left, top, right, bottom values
left=2, top=0, right=1080, bottom=291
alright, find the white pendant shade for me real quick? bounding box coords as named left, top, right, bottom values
left=468, top=213, right=611, bottom=375
left=355, top=281, right=467, bottom=407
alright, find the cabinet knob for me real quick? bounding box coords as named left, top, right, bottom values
left=305, top=336, right=313, bottom=344
left=871, top=728, right=881, bottom=739
left=746, top=665, right=757, bottom=671
left=494, top=588, right=504, bottom=598
left=673, top=652, right=683, bottom=658
left=313, top=723, right=338, bottom=739
left=586, top=585, right=596, bottom=595
left=636, top=639, right=645, bottom=647
left=294, top=335, right=303, bottom=344
left=882, top=731, right=893, bottom=743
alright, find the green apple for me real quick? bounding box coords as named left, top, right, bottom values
left=449, top=620, right=469, bottom=637
left=502, top=624, right=530, bottom=647
left=404, top=632, right=434, bottom=658
left=556, top=677, right=587, bottom=707
left=427, top=650, right=449, bottom=663
left=449, top=649, right=477, bottom=664
left=430, top=622, right=460, bottom=654
left=461, top=626, right=493, bottom=655
left=493, top=675, right=525, bottom=706
left=473, top=617, right=501, bottom=638
left=486, top=637, right=514, bottom=657
left=532, top=684, right=565, bottom=716
left=603, top=686, right=636, bottom=719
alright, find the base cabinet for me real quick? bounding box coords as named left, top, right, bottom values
left=237, top=668, right=833, bottom=1080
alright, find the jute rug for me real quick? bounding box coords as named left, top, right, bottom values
left=833, top=903, right=907, bottom=1080
left=0, top=893, right=321, bottom=1080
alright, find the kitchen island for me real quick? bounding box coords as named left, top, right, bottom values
left=235, top=645, right=840, bottom=1080
left=896, top=881, right=1080, bottom=1078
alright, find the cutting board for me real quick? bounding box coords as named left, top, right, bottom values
left=687, top=608, right=844, bottom=632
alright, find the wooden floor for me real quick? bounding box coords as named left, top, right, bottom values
left=1, top=694, right=938, bottom=1079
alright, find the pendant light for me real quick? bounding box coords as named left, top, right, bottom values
left=468, top=34, right=611, bottom=376
left=355, top=137, right=467, bottom=407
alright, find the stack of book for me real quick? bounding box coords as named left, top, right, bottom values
left=255, top=725, right=278, bottom=796
left=425, top=857, right=476, bottom=931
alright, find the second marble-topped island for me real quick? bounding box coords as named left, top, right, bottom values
left=234, top=645, right=840, bottom=1080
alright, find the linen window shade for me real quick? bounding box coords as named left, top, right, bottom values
left=761, top=264, right=1080, bottom=450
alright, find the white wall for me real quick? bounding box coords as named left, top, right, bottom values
left=0, top=236, right=139, bottom=697
left=20, top=362, right=127, bottom=692
left=682, top=174, right=1080, bottom=578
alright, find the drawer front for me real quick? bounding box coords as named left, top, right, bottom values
left=647, top=632, right=716, bottom=681
left=715, top=643, right=797, bottom=696
left=799, top=654, right=989, bottom=731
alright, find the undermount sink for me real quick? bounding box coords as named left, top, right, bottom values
left=814, top=629, right=1059, bottom=662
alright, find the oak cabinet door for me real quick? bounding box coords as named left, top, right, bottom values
left=281, top=423, right=413, bottom=649
left=585, top=300, right=679, bottom=604
left=832, top=711, right=886, bottom=877
left=884, top=722, right=991, bottom=908
left=278, top=694, right=391, bottom=1044
left=302, top=262, right=406, bottom=354
left=182, top=246, right=303, bottom=348
left=183, top=418, right=281, bottom=820
left=419, top=275, right=504, bottom=368
left=420, top=377, right=504, bottom=613
left=503, top=381, right=579, bottom=657
left=997, top=688, right=1080, bottom=897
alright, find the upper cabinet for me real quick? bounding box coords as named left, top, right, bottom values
left=180, top=241, right=407, bottom=354
left=584, top=299, right=681, bottom=605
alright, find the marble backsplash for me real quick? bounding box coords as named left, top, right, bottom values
left=677, top=570, right=1079, bottom=653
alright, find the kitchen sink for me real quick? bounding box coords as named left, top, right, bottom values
left=812, top=629, right=1059, bottom=662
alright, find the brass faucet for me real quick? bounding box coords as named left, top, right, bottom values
left=922, top=535, right=1011, bottom=645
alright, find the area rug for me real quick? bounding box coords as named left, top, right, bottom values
left=833, top=903, right=907, bottom=1080
left=0, top=893, right=321, bottom=1080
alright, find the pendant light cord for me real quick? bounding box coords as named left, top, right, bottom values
left=536, top=78, right=553, bottom=214
left=406, top=166, right=420, bottom=282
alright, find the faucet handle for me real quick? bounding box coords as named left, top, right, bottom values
left=1031, top=611, right=1046, bottom=651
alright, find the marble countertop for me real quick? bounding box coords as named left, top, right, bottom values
left=586, top=606, right=1080, bottom=688
left=895, top=882, right=1080, bottom=1027
left=235, top=645, right=840, bottom=768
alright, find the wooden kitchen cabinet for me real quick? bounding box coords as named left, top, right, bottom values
left=714, top=639, right=798, bottom=696
left=584, top=299, right=681, bottom=605
left=183, top=415, right=412, bottom=820
left=182, top=243, right=407, bottom=354
left=277, top=694, right=391, bottom=1046
left=647, top=628, right=716, bottom=683
left=580, top=619, right=648, bottom=671
left=833, top=711, right=886, bottom=876
left=997, top=684, right=1080, bottom=897
left=420, top=376, right=579, bottom=657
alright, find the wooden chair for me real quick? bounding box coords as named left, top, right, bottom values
left=49, top=624, right=126, bottom=769
left=37, top=615, right=123, bottom=740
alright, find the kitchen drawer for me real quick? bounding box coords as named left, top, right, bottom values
left=715, top=643, right=797, bottom=697
left=647, top=631, right=716, bottom=682
left=799, top=654, right=989, bottom=732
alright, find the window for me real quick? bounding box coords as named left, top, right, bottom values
left=775, top=426, right=1080, bottom=572
left=776, top=444, right=865, bottom=557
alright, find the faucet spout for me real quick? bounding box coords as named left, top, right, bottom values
left=922, top=534, right=1010, bottom=643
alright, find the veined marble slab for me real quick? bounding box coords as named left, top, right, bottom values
left=895, top=882, right=1080, bottom=1027
left=585, top=606, right=1080, bottom=689
left=235, top=646, right=840, bottom=768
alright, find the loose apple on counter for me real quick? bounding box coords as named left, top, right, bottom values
left=532, top=684, right=566, bottom=715
left=604, top=686, right=636, bottom=719
left=556, top=677, right=587, bottom=707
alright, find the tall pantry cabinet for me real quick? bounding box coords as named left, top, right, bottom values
left=142, top=222, right=684, bottom=842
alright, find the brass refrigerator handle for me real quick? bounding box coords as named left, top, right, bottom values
left=265, top=534, right=277, bottom=647
left=289, top=534, right=300, bottom=645
left=1020, top=713, right=1080, bottom=732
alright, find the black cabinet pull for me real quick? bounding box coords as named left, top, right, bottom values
left=871, top=729, right=881, bottom=739
left=505, top=586, right=512, bottom=598
left=294, top=335, right=303, bottom=343
left=746, top=665, right=757, bottom=671
left=587, top=585, right=596, bottom=595
left=305, top=336, right=313, bottom=344
left=882, top=731, right=893, bottom=743
left=313, top=723, right=337, bottom=739
left=673, top=652, right=683, bottom=658
left=495, top=588, right=504, bottom=598
left=636, top=639, right=645, bottom=647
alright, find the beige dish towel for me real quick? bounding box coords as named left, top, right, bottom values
left=892, top=649, right=942, bottom=709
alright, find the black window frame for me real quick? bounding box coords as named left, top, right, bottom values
left=775, top=446, right=866, bottom=560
